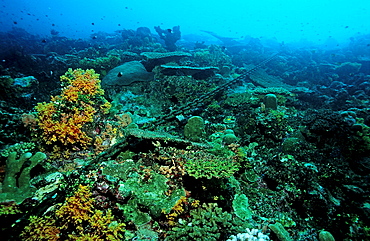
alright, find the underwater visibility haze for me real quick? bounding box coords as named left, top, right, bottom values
left=0, top=0, right=370, bottom=240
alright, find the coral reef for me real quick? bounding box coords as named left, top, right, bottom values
left=2, top=25, right=370, bottom=241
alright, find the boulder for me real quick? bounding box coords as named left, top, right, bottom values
left=102, top=61, right=154, bottom=87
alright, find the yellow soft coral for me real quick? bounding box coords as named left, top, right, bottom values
left=57, top=185, right=125, bottom=240
left=56, top=184, right=94, bottom=231
left=60, top=69, right=104, bottom=102
left=20, top=216, right=60, bottom=241
left=34, top=69, right=111, bottom=153
left=22, top=185, right=125, bottom=240
left=164, top=196, right=188, bottom=226
left=36, top=103, right=95, bottom=146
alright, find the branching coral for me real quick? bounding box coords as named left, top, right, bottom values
left=166, top=203, right=235, bottom=240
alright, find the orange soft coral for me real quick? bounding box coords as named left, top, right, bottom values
left=34, top=69, right=111, bottom=151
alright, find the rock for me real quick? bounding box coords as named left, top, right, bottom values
left=13, top=76, right=37, bottom=88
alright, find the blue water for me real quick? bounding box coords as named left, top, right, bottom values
left=1, top=0, right=369, bottom=45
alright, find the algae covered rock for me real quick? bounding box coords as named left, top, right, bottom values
left=104, top=162, right=185, bottom=225
left=269, top=222, right=293, bottom=241
left=281, top=137, right=301, bottom=153
left=335, top=62, right=361, bottom=77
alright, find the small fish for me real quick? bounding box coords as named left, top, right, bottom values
left=41, top=39, right=47, bottom=43
left=13, top=21, right=17, bottom=24
left=92, top=22, right=95, bottom=25
left=92, top=36, right=97, bottom=39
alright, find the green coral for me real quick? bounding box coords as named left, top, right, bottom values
left=166, top=203, right=234, bottom=241
left=184, top=116, right=205, bottom=142
left=0, top=152, right=46, bottom=204
left=318, top=230, right=335, bottom=241
left=185, top=152, right=239, bottom=179
left=268, top=222, right=293, bottom=241
left=102, top=161, right=185, bottom=225
left=232, top=194, right=253, bottom=220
